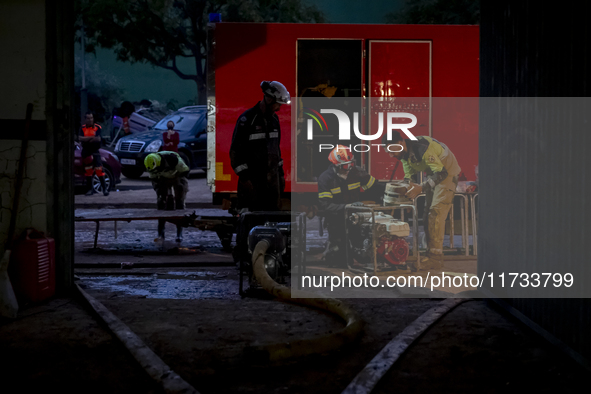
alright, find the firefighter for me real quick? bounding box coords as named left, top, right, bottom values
left=144, top=151, right=190, bottom=211
left=317, top=145, right=384, bottom=268
left=384, top=131, right=461, bottom=271
left=229, top=80, right=290, bottom=213
left=78, top=112, right=109, bottom=196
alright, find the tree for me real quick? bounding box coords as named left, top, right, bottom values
left=74, top=54, right=125, bottom=124
left=78, top=0, right=326, bottom=104
left=385, top=0, right=480, bottom=25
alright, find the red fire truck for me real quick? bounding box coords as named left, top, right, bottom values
left=205, top=22, right=479, bottom=203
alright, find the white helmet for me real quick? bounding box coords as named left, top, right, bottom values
left=261, top=81, right=291, bottom=105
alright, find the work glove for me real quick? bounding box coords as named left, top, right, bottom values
left=405, top=182, right=423, bottom=199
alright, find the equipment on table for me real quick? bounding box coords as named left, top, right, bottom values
left=346, top=205, right=415, bottom=272
left=383, top=180, right=412, bottom=205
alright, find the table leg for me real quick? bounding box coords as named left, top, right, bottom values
left=94, top=220, right=100, bottom=249
left=471, top=194, right=478, bottom=256
left=450, top=203, right=455, bottom=249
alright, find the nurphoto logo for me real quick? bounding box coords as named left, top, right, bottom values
left=305, top=109, right=418, bottom=152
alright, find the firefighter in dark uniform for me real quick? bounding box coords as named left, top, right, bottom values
left=78, top=112, right=109, bottom=196
left=318, top=145, right=385, bottom=268
left=230, top=80, right=291, bottom=212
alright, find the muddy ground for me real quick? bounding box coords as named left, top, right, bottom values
left=74, top=265, right=589, bottom=394
left=2, top=207, right=586, bottom=393
left=0, top=296, right=161, bottom=394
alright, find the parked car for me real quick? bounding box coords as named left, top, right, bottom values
left=114, top=106, right=207, bottom=179
left=74, top=142, right=122, bottom=193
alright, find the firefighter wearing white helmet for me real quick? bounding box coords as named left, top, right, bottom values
left=317, top=145, right=385, bottom=268
left=230, top=80, right=290, bottom=212
left=261, top=80, right=291, bottom=105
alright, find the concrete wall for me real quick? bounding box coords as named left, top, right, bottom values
left=0, top=142, right=48, bottom=241
left=0, top=0, right=75, bottom=290
left=0, top=0, right=48, bottom=248
left=480, top=0, right=591, bottom=365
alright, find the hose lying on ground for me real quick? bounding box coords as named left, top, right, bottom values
left=247, top=240, right=364, bottom=363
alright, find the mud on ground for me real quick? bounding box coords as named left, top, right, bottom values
left=76, top=266, right=589, bottom=394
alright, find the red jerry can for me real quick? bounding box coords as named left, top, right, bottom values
left=9, top=229, right=55, bottom=303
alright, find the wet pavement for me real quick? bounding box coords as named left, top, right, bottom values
left=4, top=201, right=585, bottom=393
left=78, top=271, right=241, bottom=300
left=75, top=170, right=214, bottom=208
left=75, top=215, right=228, bottom=252
left=75, top=208, right=473, bottom=256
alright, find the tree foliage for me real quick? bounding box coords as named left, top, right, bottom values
left=78, top=0, right=326, bottom=104
left=75, top=54, right=125, bottom=123
left=385, top=0, right=480, bottom=25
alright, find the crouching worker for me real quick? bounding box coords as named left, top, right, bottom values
left=144, top=152, right=189, bottom=242
left=144, top=151, right=190, bottom=210
left=318, top=145, right=384, bottom=269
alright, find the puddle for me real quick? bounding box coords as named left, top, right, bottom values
left=166, top=271, right=221, bottom=277
left=80, top=275, right=240, bottom=300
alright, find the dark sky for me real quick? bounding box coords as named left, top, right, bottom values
left=78, top=0, right=404, bottom=106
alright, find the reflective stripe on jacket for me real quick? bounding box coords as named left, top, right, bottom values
left=148, top=151, right=189, bottom=179
left=402, top=136, right=460, bottom=192
left=317, top=165, right=380, bottom=214
left=229, top=102, right=283, bottom=180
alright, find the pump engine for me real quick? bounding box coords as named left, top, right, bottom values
left=347, top=210, right=413, bottom=271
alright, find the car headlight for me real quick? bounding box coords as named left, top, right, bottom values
left=144, top=140, right=162, bottom=152
left=114, top=140, right=122, bottom=152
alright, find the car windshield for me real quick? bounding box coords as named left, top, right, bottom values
left=153, top=114, right=202, bottom=132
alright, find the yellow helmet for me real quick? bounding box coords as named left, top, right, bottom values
left=144, top=153, right=161, bottom=171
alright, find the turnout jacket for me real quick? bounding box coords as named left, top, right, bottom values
left=148, top=151, right=189, bottom=179
left=401, top=136, right=461, bottom=192
left=317, top=165, right=381, bottom=213
left=229, top=102, right=283, bottom=180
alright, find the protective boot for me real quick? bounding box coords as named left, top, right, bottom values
left=406, top=261, right=418, bottom=273
left=85, top=177, right=96, bottom=196
left=322, top=242, right=345, bottom=268
left=419, top=254, right=443, bottom=271
left=175, top=198, right=185, bottom=210
left=175, top=225, right=183, bottom=243
left=99, top=176, right=109, bottom=196
left=154, top=219, right=165, bottom=242
left=166, top=195, right=175, bottom=210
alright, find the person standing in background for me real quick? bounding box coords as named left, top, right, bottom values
left=163, top=120, right=179, bottom=153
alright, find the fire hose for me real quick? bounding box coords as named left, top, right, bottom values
left=248, top=239, right=364, bottom=362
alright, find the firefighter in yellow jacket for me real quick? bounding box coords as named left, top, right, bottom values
left=144, top=152, right=190, bottom=210
left=384, top=131, right=461, bottom=270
